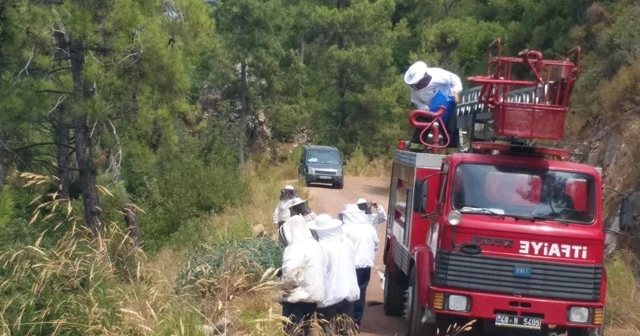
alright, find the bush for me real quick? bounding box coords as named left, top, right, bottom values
left=134, top=139, right=248, bottom=252
left=176, top=237, right=282, bottom=290
left=0, top=186, right=15, bottom=229
left=344, top=144, right=391, bottom=177
left=344, top=144, right=368, bottom=176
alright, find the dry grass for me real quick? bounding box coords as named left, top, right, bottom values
left=0, top=170, right=294, bottom=335
left=604, top=250, right=640, bottom=333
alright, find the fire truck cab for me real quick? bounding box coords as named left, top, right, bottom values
left=383, top=39, right=635, bottom=336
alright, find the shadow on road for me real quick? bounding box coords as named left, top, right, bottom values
left=364, top=184, right=389, bottom=198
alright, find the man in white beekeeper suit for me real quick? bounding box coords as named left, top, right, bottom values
left=279, top=198, right=318, bottom=247
left=273, top=185, right=297, bottom=228
left=278, top=215, right=326, bottom=335
left=356, top=198, right=387, bottom=230
left=404, top=61, right=463, bottom=151
left=308, top=214, right=360, bottom=334
left=340, top=204, right=379, bottom=327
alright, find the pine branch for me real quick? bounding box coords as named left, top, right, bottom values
left=10, top=142, right=75, bottom=152
left=35, top=89, right=73, bottom=95
left=13, top=46, right=35, bottom=84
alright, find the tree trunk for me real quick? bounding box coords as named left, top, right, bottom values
left=74, top=116, right=102, bottom=235
left=52, top=25, right=71, bottom=199
left=238, top=61, right=250, bottom=164
left=337, top=68, right=346, bottom=128
left=123, top=204, right=140, bottom=247
left=55, top=110, right=71, bottom=198
left=70, top=40, right=103, bottom=236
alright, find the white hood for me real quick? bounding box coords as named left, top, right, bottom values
left=273, top=199, right=294, bottom=224
left=340, top=204, right=370, bottom=225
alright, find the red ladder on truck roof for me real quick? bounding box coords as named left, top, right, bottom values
left=407, top=38, right=584, bottom=160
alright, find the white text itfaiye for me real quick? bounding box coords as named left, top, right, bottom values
left=518, top=241, right=588, bottom=259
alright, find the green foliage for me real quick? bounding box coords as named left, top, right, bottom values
left=344, top=144, right=368, bottom=176
left=416, top=18, right=507, bottom=81
left=175, top=237, right=282, bottom=289
left=0, top=187, right=15, bottom=229
left=133, top=136, right=248, bottom=252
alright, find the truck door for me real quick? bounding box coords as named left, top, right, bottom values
left=428, top=161, right=448, bottom=258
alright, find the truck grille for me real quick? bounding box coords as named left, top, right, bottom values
left=433, top=250, right=602, bottom=302
left=315, top=170, right=336, bottom=175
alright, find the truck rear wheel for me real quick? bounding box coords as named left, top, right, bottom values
left=383, top=262, right=405, bottom=316
left=407, top=267, right=435, bottom=336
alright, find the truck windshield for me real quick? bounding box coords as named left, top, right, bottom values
left=307, top=149, right=341, bottom=164
left=451, top=163, right=596, bottom=224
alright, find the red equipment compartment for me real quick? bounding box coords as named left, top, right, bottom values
left=468, top=38, right=582, bottom=140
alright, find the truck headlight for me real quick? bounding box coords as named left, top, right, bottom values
left=447, top=295, right=468, bottom=312
left=448, top=210, right=462, bottom=226
left=568, top=307, right=590, bottom=323
left=308, top=167, right=315, bottom=174
left=337, top=169, right=342, bottom=176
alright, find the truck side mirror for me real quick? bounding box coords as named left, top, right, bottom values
left=619, top=196, right=635, bottom=232
left=414, top=179, right=428, bottom=214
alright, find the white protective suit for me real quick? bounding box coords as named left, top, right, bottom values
left=408, top=67, right=463, bottom=110
left=281, top=216, right=326, bottom=303
left=279, top=212, right=318, bottom=246
left=311, top=216, right=360, bottom=308
left=341, top=204, right=379, bottom=269
left=273, top=199, right=295, bottom=225
left=368, top=204, right=387, bottom=230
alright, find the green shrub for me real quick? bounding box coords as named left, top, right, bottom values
left=345, top=144, right=368, bottom=176
left=0, top=186, right=15, bottom=229
left=175, top=237, right=282, bottom=289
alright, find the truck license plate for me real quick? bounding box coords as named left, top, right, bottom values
left=495, top=313, right=542, bottom=330
left=319, top=176, right=331, bottom=180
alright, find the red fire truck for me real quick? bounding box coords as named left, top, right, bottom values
left=382, top=39, right=634, bottom=336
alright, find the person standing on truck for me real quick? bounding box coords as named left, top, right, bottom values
left=356, top=198, right=387, bottom=229
left=278, top=215, right=326, bottom=335
left=309, top=214, right=360, bottom=334
left=273, top=185, right=297, bottom=228
left=403, top=61, right=463, bottom=151
left=279, top=198, right=318, bottom=247
left=340, top=204, right=379, bottom=327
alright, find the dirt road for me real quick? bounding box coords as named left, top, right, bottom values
left=305, top=176, right=408, bottom=336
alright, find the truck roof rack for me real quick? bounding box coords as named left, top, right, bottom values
left=469, top=140, right=589, bottom=161
left=454, top=38, right=582, bottom=159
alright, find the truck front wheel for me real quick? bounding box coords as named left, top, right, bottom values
left=407, top=267, right=435, bottom=336
left=383, top=262, right=405, bottom=316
